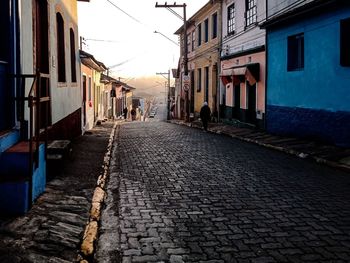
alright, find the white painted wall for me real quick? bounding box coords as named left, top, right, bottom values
left=49, top=0, right=81, bottom=125
left=221, top=0, right=266, bottom=57
left=19, top=0, right=82, bottom=127
left=267, top=0, right=315, bottom=18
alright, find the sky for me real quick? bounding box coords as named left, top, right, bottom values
left=78, top=0, right=208, bottom=82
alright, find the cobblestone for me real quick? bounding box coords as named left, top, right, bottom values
left=0, top=122, right=115, bottom=262
left=97, top=121, right=350, bottom=262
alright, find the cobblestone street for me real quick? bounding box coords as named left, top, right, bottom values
left=97, top=121, right=350, bottom=263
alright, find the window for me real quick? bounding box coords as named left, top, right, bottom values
left=288, top=33, right=304, bottom=71
left=340, top=18, right=350, bottom=67
left=246, top=0, right=257, bottom=27
left=212, top=13, right=217, bottom=39
left=191, top=31, right=195, bottom=51
left=88, top=77, right=92, bottom=101
left=228, top=4, right=235, bottom=35
left=56, top=12, right=66, bottom=82
left=205, top=66, right=209, bottom=102
left=204, top=19, right=209, bottom=43
left=0, top=2, right=10, bottom=62
left=70, top=28, right=77, bottom=83
left=187, top=33, right=191, bottom=54
left=197, top=68, right=202, bottom=92
left=198, top=23, right=202, bottom=46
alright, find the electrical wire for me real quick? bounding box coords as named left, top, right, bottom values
left=166, top=7, right=184, bottom=21
left=105, top=0, right=143, bottom=25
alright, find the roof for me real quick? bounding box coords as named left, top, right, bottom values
left=100, top=73, right=136, bottom=91
left=260, top=0, right=341, bottom=29
left=80, top=50, right=107, bottom=72
left=174, top=0, right=220, bottom=35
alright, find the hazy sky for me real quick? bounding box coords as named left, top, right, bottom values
left=78, top=0, right=208, bottom=80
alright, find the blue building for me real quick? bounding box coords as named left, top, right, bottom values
left=262, top=0, right=350, bottom=147
left=0, top=1, right=47, bottom=215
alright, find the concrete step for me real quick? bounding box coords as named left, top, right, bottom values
left=0, top=142, right=46, bottom=216
left=0, top=129, right=20, bottom=153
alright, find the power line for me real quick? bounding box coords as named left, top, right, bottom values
left=105, top=0, right=143, bottom=25
left=166, top=7, right=183, bottom=21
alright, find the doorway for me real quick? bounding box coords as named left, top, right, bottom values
left=233, top=85, right=240, bottom=119
left=34, top=0, right=51, bottom=129
left=0, top=2, right=13, bottom=131
left=82, top=75, right=87, bottom=127
left=247, top=82, right=257, bottom=125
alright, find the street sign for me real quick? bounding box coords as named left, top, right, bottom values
left=182, top=75, right=190, bottom=91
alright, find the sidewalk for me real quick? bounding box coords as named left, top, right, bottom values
left=0, top=121, right=116, bottom=263
left=169, top=119, right=350, bottom=173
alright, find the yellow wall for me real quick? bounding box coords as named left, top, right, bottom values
left=189, top=1, right=221, bottom=116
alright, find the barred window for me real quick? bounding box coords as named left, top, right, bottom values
left=228, top=4, right=235, bottom=35
left=246, top=0, right=257, bottom=27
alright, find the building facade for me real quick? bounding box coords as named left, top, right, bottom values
left=220, top=0, right=266, bottom=128
left=0, top=0, right=88, bottom=215
left=263, top=0, right=350, bottom=147
left=80, top=50, right=107, bottom=131
left=175, top=0, right=222, bottom=120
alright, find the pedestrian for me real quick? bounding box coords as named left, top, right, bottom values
left=123, top=107, right=128, bottom=120
left=131, top=108, right=136, bottom=121
left=200, top=101, right=211, bottom=131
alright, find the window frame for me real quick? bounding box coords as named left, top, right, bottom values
left=340, top=17, right=350, bottom=67
left=205, top=66, right=209, bottom=102
left=197, top=23, right=202, bottom=47
left=227, top=3, right=235, bottom=35
left=69, top=28, right=77, bottom=83
left=245, top=0, right=257, bottom=28
left=204, top=18, right=209, bottom=43
left=56, top=12, right=66, bottom=83
left=191, top=30, right=195, bottom=51
left=287, top=33, right=304, bottom=71
left=197, top=68, right=202, bottom=92
left=88, top=76, right=92, bottom=101
left=212, top=12, right=218, bottom=39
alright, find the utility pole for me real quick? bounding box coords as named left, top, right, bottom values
left=155, top=2, right=189, bottom=121
left=156, top=70, right=170, bottom=120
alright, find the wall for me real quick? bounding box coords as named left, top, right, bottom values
left=221, top=51, right=266, bottom=111
left=81, top=64, right=94, bottom=131
left=267, top=6, right=350, bottom=146
left=192, top=1, right=222, bottom=115
left=221, top=0, right=266, bottom=57
left=267, top=0, right=315, bottom=18
left=50, top=0, right=81, bottom=125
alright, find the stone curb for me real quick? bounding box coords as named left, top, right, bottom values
left=169, top=120, right=350, bottom=173
left=78, top=122, right=118, bottom=263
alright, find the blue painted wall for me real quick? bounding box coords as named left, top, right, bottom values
left=267, top=6, right=350, bottom=147
left=32, top=143, right=46, bottom=201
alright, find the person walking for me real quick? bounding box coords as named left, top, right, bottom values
left=131, top=108, right=136, bottom=121
left=200, top=101, right=211, bottom=131
left=123, top=107, right=128, bottom=120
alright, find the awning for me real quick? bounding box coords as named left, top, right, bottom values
left=220, top=63, right=260, bottom=86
